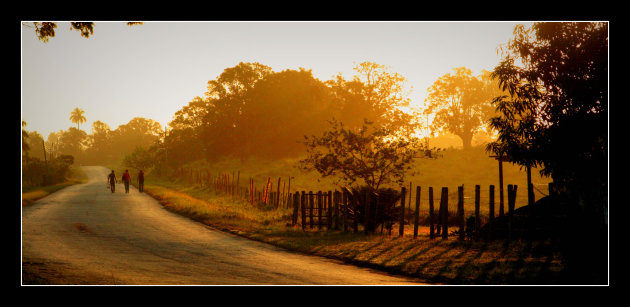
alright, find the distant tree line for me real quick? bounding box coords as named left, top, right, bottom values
left=22, top=115, right=164, bottom=182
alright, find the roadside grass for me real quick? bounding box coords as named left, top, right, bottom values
left=22, top=166, right=88, bottom=206
left=139, top=175, right=568, bottom=285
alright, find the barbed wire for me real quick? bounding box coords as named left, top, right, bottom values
left=532, top=185, right=548, bottom=197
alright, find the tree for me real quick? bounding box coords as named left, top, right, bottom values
left=22, top=120, right=30, bottom=158
left=199, top=62, right=273, bottom=159
left=24, top=22, right=142, bottom=43
left=425, top=67, right=500, bottom=150
left=58, top=127, right=88, bottom=163
left=122, top=146, right=155, bottom=171
left=25, top=130, right=46, bottom=160
left=45, top=131, right=62, bottom=160
left=69, top=107, right=87, bottom=130
left=84, top=121, right=113, bottom=164
left=109, top=117, right=163, bottom=161
left=299, top=119, right=424, bottom=191
left=487, top=22, right=607, bottom=221
left=326, top=62, right=414, bottom=132
left=169, top=96, right=211, bottom=131
left=234, top=68, right=337, bottom=158
left=165, top=96, right=210, bottom=166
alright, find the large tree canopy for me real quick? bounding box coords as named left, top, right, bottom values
left=327, top=62, right=414, bottom=133
left=425, top=67, right=500, bottom=149
left=487, top=22, right=607, bottom=219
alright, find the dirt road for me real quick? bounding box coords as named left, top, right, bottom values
left=22, top=166, right=425, bottom=285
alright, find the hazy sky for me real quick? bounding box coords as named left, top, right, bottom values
left=21, top=21, right=532, bottom=138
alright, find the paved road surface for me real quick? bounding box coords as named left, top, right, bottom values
left=22, top=166, right=425, bottom=285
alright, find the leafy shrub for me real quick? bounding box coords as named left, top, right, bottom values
left=344, top=185, right=402, bottom=234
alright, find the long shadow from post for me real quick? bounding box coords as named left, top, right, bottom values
left=471, top=240, right=517, bottom=284
left=508, top=240, right=564, bottom=284
left=431, top=241, right=474, bottom=282
left=396, top=239, right=442, bottom=268
left=502, top=239, right=533, bottom=283
left=379, top=238, right=431, bottom=266
left=338, top=238, right=388, bottom=261
left=411, top=240, right=459, bottom=278
left=344, top=235, right=409, bottom=263
left=471, top=239, right=564, bottom=284
left=452, top=242, right=488, bottom=283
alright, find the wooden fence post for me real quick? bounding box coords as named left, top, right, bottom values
left=399, top=187, right=406, bottom=237
left=327, top=191, right=333, bottom=229
left=352, top=191, right=358, bottom=233
left=276, top=177, right=281, bottom=209
left=458, top=186, right=465, bottom=241
left=292, top=192, right=299, bottom=226
left=342, top=189, right=348, bottom=232
left=333, top=191, right=340, bottom=230
left=437, top=188, right=443, bottom=236
left=527, top=165, right=534, bottom=207
left=475, top=185, right=481, bottom=240
left=509, top=184, right=517, bottom=240
left=317, top=191, right=323, bottom=230
left=442, top=187, right=448, bottom=240
left=499, top=159, right=505, bottom=217
left=413, top=186, right=421, bottom=239
left=429, top=187, right=435, bottom=239
left=287, top=177, right=291, bottom=207
left=301, top=191, right=306, bottom=230
left=507, top=184, right=513, bottom=241
left=363, top=189, right=370, bottom=235
left=309, top=191, right=314, bottom=229
left=489, top=185, right=495, bottom=240
left=282, top=180, right=286, bottom=208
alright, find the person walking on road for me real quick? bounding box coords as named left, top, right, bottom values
left=137, top=170, right=145, bottom=193
left=122, top=170, right=131, bottom=194
left=107, top=170, right=117, bottom=193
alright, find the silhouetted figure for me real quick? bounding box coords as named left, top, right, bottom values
left=122, top=169, right=131, bottom=194
left=138, top=170, right=144, bottom=193
left=108, top=170, right=116, bottom=193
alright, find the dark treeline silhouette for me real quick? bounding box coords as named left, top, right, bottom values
left=485, top=22, right=607, bottom=283
left=162, top=61, right=416, bottom=172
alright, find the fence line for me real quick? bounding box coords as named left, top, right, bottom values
left=173, top=167, right=550, bottom=240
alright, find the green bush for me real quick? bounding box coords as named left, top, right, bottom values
left=22, top=155, right=74, bottom=188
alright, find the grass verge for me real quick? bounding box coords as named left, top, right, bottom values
left=22, top=166, right=88, bottom=206
left=137, top=176, right=571, bottom=285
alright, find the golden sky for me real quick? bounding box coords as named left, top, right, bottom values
left=21, top=21, right=532, bottom=137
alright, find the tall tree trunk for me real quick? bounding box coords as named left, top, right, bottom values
left=459, top=131, right=473, bottom=150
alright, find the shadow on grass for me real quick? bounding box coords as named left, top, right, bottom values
left=379, top=240, right=423, bottom=266
left=412, top=241, right=458, bottom=276
left=452, top=242, right=488, bottom=282
left=397, top=240, right=442, bottom=268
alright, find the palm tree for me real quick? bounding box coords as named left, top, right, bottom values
left=70, top=107, right=87, bottom=130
